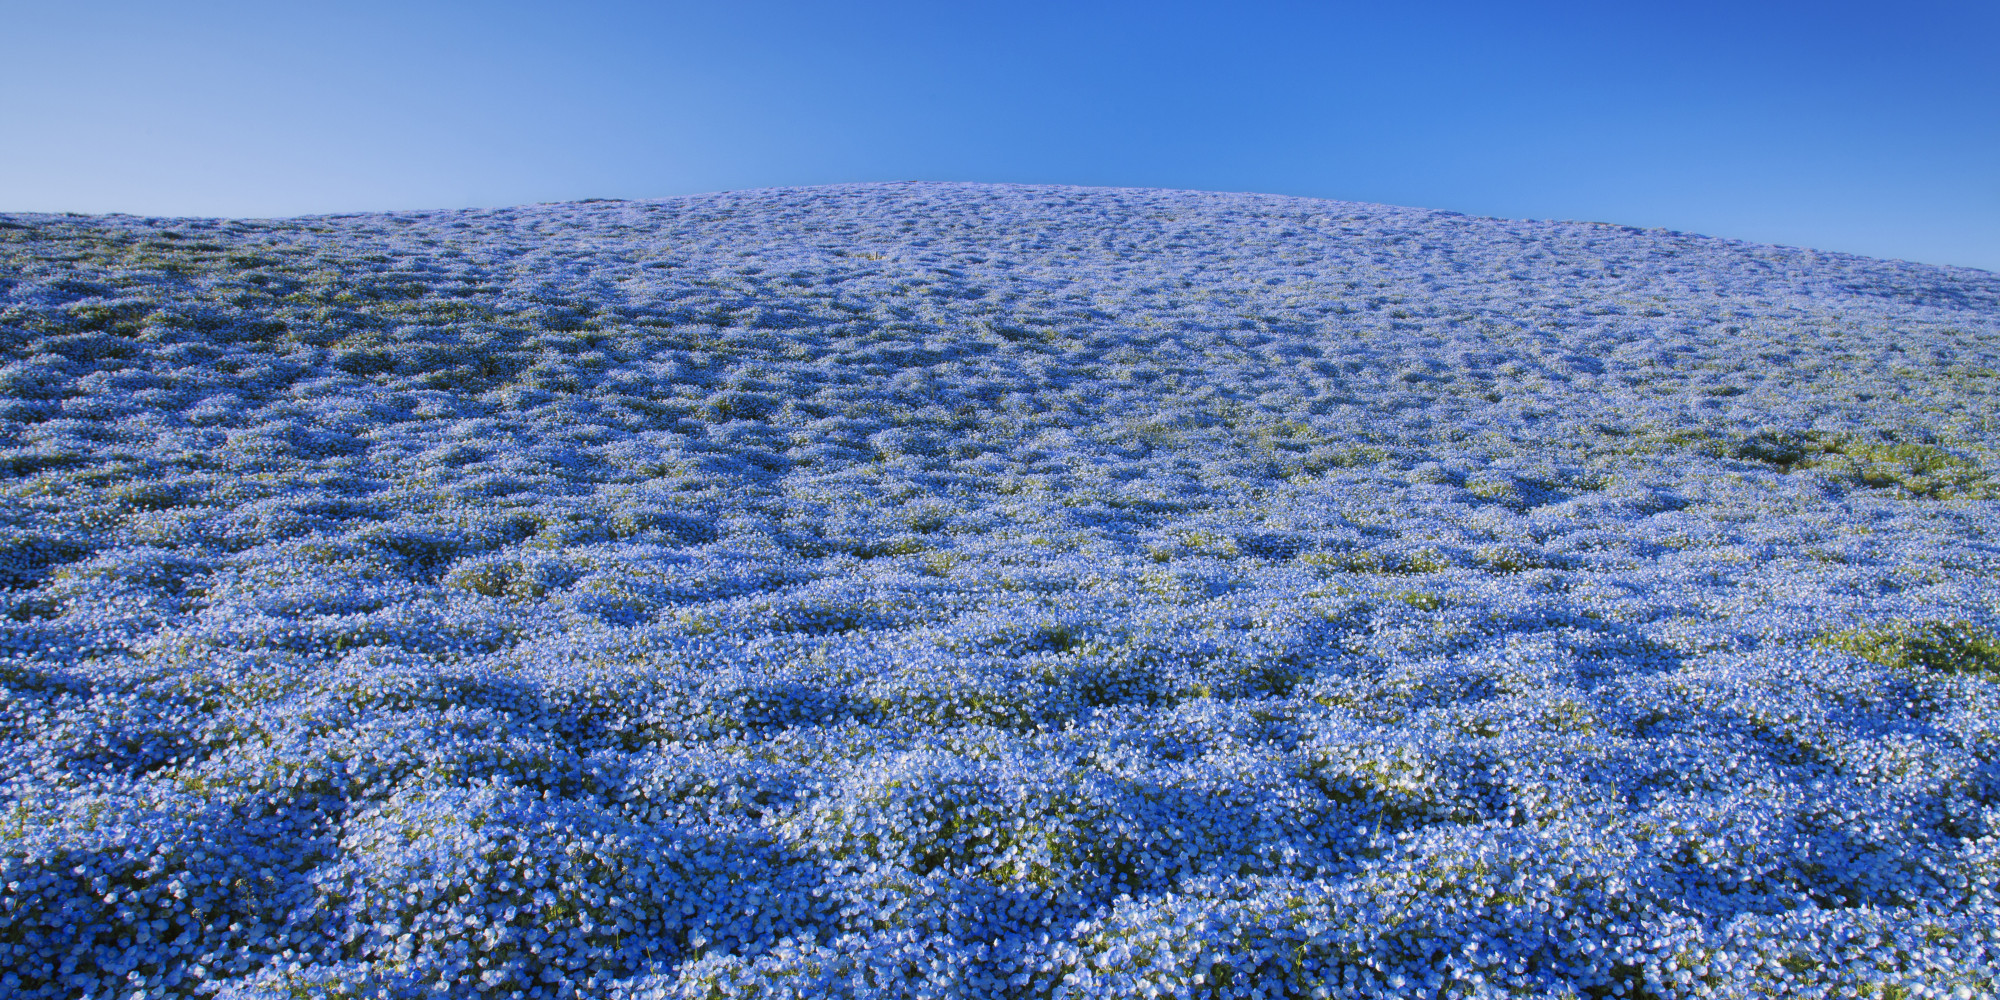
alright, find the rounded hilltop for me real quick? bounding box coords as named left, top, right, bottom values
left=15, top=179, right=1991, bottom=476
left=0, top=182, right=1997, bottom=998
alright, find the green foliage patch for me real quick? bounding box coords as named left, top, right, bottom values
left=1812, top=619, right=2000, bottom=677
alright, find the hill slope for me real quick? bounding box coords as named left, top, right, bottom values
left=2, top=183, right=1998, bottom=998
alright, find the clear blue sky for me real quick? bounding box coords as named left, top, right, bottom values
left=4, top=1, right=1995, bottom=271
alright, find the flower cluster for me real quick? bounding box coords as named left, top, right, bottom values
left=1, top=182, right=1997, bottom=997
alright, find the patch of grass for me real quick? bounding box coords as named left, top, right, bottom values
left=1394, top=590, right=1443, bottom=611
left=1168, top=529, right=1240, bottom=559
left=1463, top=474, right=1524, bottom=506
left=1812, top=620, right=2000, bottom=678
left=854, top=535, right=930, bottom=559
left=1297, top=547, right=1385, bottom=574
left=1801, top=440, right=1994, bottom=499
left=1470, top=543, right=1552, bottom=573
left=1305, top=444, right=1391, bottom=472
left=919, top=550, right=963, bottom=576
left=1395, top=547, right=1458, bottom=574
left=441, top=557, right=572, bottom=600
left=1646, top=427, right=1996, bottom=499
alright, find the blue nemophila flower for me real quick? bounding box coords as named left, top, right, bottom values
left=0, top=183, right=1997, bottom=996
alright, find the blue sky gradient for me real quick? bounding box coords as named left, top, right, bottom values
left=3, top=0, right=1995, bottom=270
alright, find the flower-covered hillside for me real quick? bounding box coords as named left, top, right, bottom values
left=1, top=182, right=1998, bottom=998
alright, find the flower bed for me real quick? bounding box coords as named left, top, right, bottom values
left=1, top=183, right=1996, bottom=997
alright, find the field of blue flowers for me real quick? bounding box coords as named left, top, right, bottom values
left=1, top=182, right=1997, bottom=999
